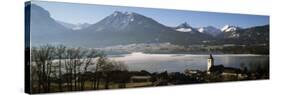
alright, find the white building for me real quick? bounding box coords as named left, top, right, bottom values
left=207, top=54, right=214, bottom=74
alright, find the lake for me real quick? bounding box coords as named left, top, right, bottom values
left=109, top=52, right=269, bottom=73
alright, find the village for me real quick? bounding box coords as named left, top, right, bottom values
left=124, top=54, right=266, bottom=87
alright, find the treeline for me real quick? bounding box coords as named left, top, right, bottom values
left=186, top=45, right=269, bottom=54
left=30, top=45, right=128, bottom=93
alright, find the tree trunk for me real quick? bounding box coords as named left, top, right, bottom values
left=42, top=63, right=46, bottom=93
left=105, top=74, right=109, bottom=89
left=74, top=66, right=77, bottom=91
left=96, top=73, right=100, bottom=90
left=58, top=59, right=62, bottom=92
left=93, top=77, right=96, bottom=89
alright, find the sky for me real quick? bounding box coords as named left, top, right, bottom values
left=33, top=1, right=269, bottom=29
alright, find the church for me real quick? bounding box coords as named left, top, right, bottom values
left=207, top=54, right=242, bottom=76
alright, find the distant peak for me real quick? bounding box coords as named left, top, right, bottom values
left=124, top=11, right=132, bottom=15
left=224, top=24, right=230, bottom=27
left=112, top=11, right=139, bottom=16
left=177, top=22, right=191, bottom=28
left=113, top=11, right=122, bottom=13
left=197, top=26, right=221, bottom=35
left=221, top=25, right=241, bottom=32
left=112, top=11, right=122, bottom=16
left=182, top=22, right=190, bottom=26
left=222, top=25, right=238, bottom=29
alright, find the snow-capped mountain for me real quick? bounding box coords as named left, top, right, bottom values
left=198, top=26, right=221, bottom=36
left=78, top=11, right=213, bottom=47
left=27, top=4, right=269, bottom=48
left=82, top=11, right=171, bottom=33
left=221, top=25, right=241, bottom=32
left=175, top=22, right=197, bottom=33
left=220, top=25, right=242, bottom=38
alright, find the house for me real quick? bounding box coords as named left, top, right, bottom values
left=184, top=69, right=203, bottom=77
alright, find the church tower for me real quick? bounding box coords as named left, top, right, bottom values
left=207, top=54, right=214, bottom=73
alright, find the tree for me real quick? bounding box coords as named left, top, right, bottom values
left=110, top=61, right=129, bottom=88
left=31, top=44, right=126, bottom=92
left=79, top=49, right=97, bottom=90
left=93, top=52, right=107, bottom=89
left=96, top=57, right=128, bottom=89
left=54, top=45, right=66, bottom=92
left=64, top=48, right=80, bottom=91
left=31, top=45, right=55, bottom=93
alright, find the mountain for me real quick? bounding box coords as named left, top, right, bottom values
left=239, top=25, right=269, bottom=44
left=198, top=26, right=221, bottom=37
left=82, top=11, right=172, bottom=33
left=174, top=22, right=198, bottom=33
left=26, top=4, right=268, bottom=48
left=57, top=20, right=91, bottom=30
left=215, top=24, right=269, bottom=45
left=219, top=25, right=242, bottom=38
left=27, top=5, right=211, bottom=47
left=73, top=23, right=91, bottom=30
left=221, top=25, right=241, bottom=32
left=219, top=24, right=269, bottom=41
left=27, top=4, right=71, bottom=45
left=78, top=11, right=214, bottom=47
left=56, top=20, right=76, bottom=29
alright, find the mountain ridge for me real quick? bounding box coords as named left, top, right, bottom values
left=27, top=4, right=269, bottom=48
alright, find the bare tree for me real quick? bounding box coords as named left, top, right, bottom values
left=54, top=45, right=66, bottom=91
left=105, top=61, right=128, bottom=89
left=95, top=55, right=128, bottom=89
left=94, top=53, right=107, bottom=89
left=30, top=63, right=38, bottom=93
left=31, top=45, right=55, bottom=93
left=79, top=49, right=97, bottom=90
left=31, top=44, right=125, bottom=92
left=31, top=47, right=41, bottom=93
left=64, top=48, right=77, bottom=91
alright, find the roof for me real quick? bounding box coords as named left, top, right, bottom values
left=210, top=65, right=242, bottom=74
left=223, top=67, right=242, bottom=73
left=208, top=54, right=213, bottom=59
left=210, top=65, right=224, bottom=73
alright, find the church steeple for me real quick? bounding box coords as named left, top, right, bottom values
left=208, top=54, right=213, bottom=59
left=207, top=54, right=214, bottom=73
